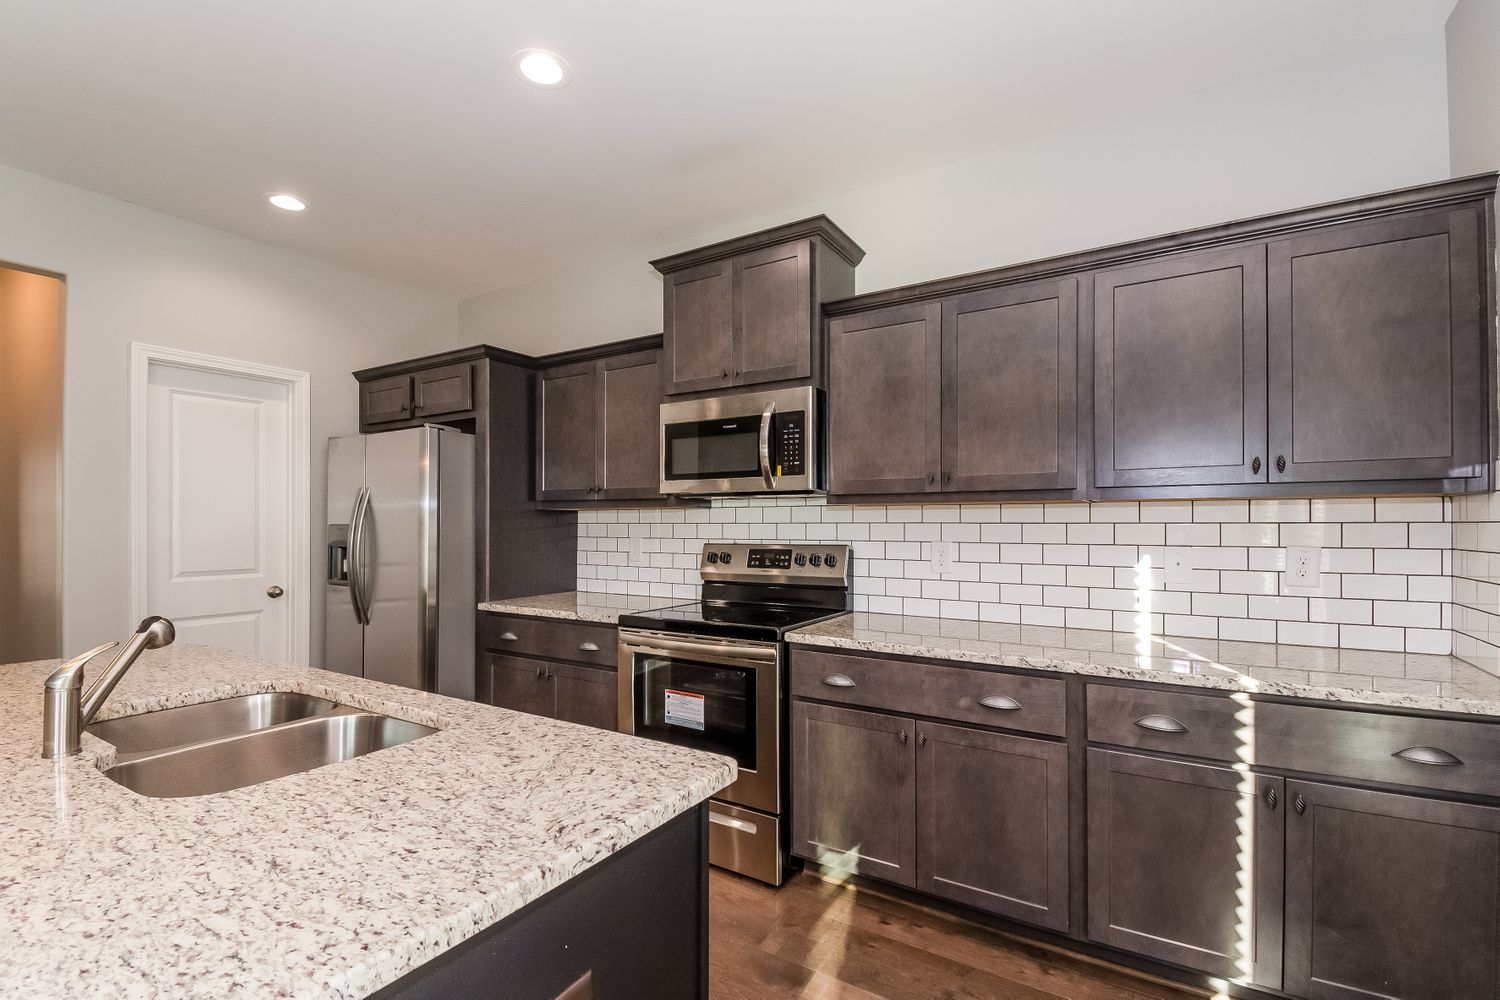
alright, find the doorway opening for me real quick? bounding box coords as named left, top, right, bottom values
left=0, top=265, right=65, bottom=663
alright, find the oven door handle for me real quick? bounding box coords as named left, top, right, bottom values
left=621, top=634, right=778, bottom=664
left=758, top=401, right=777, bottom=490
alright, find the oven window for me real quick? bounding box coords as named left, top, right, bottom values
left=633, top=654, right=756, bottom=768
left=663, top=416, right=761, bottom=481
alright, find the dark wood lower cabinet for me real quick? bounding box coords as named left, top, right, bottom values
left=485, top=653, right=617, bottom=732
left=1086, top=749, right=1284, bottom=991
left=790, top=701, right=916, bottom=886
left=1284, top=780, right=1500, bottom=1000
left=917, top=722, right=1069, bottom=930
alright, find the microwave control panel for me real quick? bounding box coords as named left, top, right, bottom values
left=775, top=410, right=805, bottom=476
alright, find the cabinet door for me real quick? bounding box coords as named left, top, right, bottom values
left=599, top=351, right=662, bottom=500
left=412, top=362, right=473, bottom=418
left=552, top=662, right=618, bottom=732
left=1285, top=780, right=1500, bottom=1000
left=827, top=302, right=942, bottom=496
left=486, top=653, right=554, bottom=718
left=917, top=722, right=1069, bottom=930
left=1087, top=749, right=1284, bottom=990
left=1095, top=244, right=1268, bottom=487
left=664, top=258, right=735, bottom=394
left=1268, top=208, right=1486, bottom=484
left=733, top=240, right=812, bottom=387
left=942, top=277, right=1078, bottom=492
left=790, top=701, right=917, bottom=887
left=537, top=361, right=598, bottom=502
left=361, top=374, right=413, bottom=425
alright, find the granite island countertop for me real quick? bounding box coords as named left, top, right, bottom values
left=0, top=645, right=734, bottom=999
left=788, top=613, right=1500, bottom=718
left=478, top=591, right=667, bottom=624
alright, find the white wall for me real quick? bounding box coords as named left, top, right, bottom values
left=1447, top=0, right=1500, bottom=175
left=0, top=164, right=458, bottom=657
left=459, top=32, right=1452, bottom=354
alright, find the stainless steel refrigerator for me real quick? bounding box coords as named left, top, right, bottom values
left=324, top=425, right=475, bottom=698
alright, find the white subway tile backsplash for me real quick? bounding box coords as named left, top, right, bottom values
left=581, top=495, right=1461, bottom=655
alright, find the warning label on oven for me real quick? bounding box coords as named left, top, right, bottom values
left=663, top=689, right=706, bottom=731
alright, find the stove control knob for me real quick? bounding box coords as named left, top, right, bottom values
left=794, top=553, right=808, bottom=567
left=808, top=554, right=823, bottom=567
left=706, top=551, right=719, bottom=564
left=718, top=551, right=733, bottom=565
left=824, top=554, right=839, bottom=568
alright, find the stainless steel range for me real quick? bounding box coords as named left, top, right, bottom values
left=617, top=542, right=851, bottom=885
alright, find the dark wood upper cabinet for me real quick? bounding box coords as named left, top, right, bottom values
left=942, top=277, right=1078, bottom=492
left=1087, top=749, right=1284, bottom=991
left=1094, top=243, right=1269, bottom=488
left=361, top=374, right=413, bottom=425
left=1284, top=780, right=1500, bottom=1000
left=917, top=722, right=1069, bottom=931
left=536, top=361, right=598, bottom=502
left=653, top=217, right=863, bottom=397
left=1268, top=207, right=1487, bottom=484
left=733, top=241, right=813, bottom=385
left=790, top=700, right=917, bottom=888
left=599, top=351, right=663, bottom=499
left=412, top=363, right=473, bottom=419
left=537, top=349, right=662, bottom=503
left=827, top=302, right=943, bottom=495
left=663, top=259, right=734, bottom=394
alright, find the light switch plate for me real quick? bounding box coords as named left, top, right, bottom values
left=627, top=536, right=644, bottom=562
left=1285, top=545, right=1322, bottom=593
left=1165, top=546, right=1193, bottom=586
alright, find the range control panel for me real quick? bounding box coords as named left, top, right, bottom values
left=700, top=542, right=851, bottom=584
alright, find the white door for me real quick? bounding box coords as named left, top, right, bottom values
left=144, top=362, right=292, bottom=657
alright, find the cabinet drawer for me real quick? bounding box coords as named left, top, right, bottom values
left=1086, top=685, right=1247, bottom=763
left=1255, top=702, right=1500, bottom=798
left=481, top=613, right=617, bottom=668
left=790, top=648, right=1066, bottom=737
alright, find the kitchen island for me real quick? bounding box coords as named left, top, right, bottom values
left=0, top=645, right=734, bottom=999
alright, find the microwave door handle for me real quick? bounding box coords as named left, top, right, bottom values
left=758, top=401, right=777, bottom=490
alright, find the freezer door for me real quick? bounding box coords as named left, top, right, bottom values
left=361, top=428, right=428, bottom=691
left=324, top=435, right=366, bottom=675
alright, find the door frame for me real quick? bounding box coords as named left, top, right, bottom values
left=128, top=342, right=312, bottom=665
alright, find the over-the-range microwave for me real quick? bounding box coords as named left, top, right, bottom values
left=659, top=386, right=823, bottom=496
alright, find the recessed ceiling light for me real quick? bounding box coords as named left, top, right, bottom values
left=268, top=193, right=306, bottom=212
left=511, top=49, right=571, bottom=89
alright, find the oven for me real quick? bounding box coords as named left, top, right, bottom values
left=659, top=386, right=822, bottom=495
left=618, top=628, right=786, bottom=882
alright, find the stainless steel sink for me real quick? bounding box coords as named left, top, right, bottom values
left=86, top=696, right=436, bottom=798
left=87, top=692, right=341, bottom=756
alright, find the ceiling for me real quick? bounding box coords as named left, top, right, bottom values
left=0, top=0, right=1456, bottom=297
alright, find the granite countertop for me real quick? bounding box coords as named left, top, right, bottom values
left=788, top=613, right=1500, bottom=718
left=478, top=591, right=667, bottom=624
left=1, top=645, right=734, bottom=999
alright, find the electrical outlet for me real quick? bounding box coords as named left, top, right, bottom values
left=1286, top=545, right=1322, bottom=593
left=931, top=540, right=953, bottom=575
left=1165, top=546, right=1193, bottom=586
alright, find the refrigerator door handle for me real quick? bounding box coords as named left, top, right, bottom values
left=349, top=486, right=372, bottom=625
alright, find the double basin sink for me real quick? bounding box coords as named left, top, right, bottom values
left=87, top=692, right=436, bottom=797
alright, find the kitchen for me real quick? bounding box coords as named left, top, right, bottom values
left=3, top=2, right=1500, bottom=998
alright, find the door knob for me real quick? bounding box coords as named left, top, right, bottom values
left=266, top=585, right=285, bottom=599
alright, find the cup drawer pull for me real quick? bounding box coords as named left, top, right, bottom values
left=822, top=674, right=856, bottom=688
left=1135, top=714, right=1188, bottom=734
left=578, top=642, right=600, bottom=652
left=1392, top=745, right=1463, bottom=767
left=499, top=631, right=519, bottom=642
left=979, top=694, right=1022, bottom=711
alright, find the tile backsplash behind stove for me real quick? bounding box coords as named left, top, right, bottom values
left=577, top=496, right=1467, bottom=659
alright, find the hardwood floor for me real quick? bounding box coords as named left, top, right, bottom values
left=709, top=870, right=1208, bottom=1000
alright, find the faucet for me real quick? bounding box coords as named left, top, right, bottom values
left=42, top=616, right=176, bottom=758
